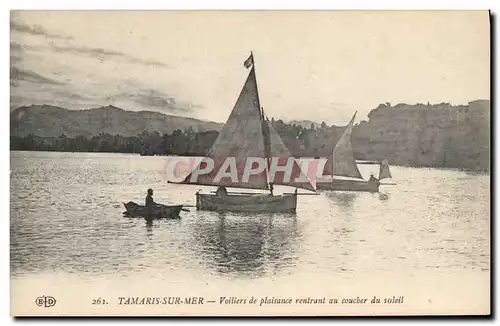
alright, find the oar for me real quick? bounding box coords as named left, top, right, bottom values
left=283, top=192, right=320, bottom=195
left=380, top=183, right=397, bottom=185
left=181, top=208, right=190, bottom=212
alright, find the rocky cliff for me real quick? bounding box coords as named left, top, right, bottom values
left=352, top=100, right=490, bottom=172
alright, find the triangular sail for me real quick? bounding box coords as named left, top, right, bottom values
left=266, top=119, right=315, bottom=191
left=181, top=67, right=269, bottom=190
left=378, top=159, right=392, bottom=180
left=323, top=112, right=364, bottom=179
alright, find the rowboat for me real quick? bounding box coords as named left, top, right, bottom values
left=123, top=201, right=183, bottom=219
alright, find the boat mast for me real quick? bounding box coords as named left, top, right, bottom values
left=251, top=51, right=274, bottom=195
left=261, top=107, right=274, bottom=195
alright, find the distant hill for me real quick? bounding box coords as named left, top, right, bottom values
left=10, top=101, right=490, bottom=172
left=10, top=105, right=222, bottom=137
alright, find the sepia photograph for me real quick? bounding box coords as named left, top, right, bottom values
left=9, top=10, right=490, bottom=316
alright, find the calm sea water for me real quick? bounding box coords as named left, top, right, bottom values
left=10, top=151, right=490, bottom=282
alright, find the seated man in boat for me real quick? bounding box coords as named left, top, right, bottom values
left=368, top=174, right=379, bottom=183
left=215, top=186, right=228, bottom=197
left=145, top=188, right=157, bottom=207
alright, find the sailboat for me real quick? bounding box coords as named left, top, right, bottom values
left=174, top=52, right=315, bottom=213
left=316, top=112, right=392, bottom=192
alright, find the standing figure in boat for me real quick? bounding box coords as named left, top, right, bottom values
left=316, top=112, right=392, bottom=193
left=145, top=188, right=156, bottom=207
left=175, top=52, right=315, bottom=213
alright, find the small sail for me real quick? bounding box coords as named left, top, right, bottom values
left=378, top=159, right=392, bottom=180
left=323, top=112, right=364, bottom=179
left=181, top=67, right=269, bottom=190
left=266, top=119, right=315, bottom=191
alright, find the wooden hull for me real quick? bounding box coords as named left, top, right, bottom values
left=123, top=201, right=182, bottom=219
left=316, top=179, right=380, bottom=192
left=196, top=192, right=297, bottom=213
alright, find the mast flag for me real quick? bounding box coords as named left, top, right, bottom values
left=244, top=52, right=254, bottom=69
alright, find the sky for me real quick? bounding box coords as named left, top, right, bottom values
left=10, top=10, right=490, bottom=125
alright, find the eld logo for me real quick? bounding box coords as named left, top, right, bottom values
left=35, top=295, right=57, bottom=308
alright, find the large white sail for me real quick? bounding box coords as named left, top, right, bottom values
left=182, top=54, right=315, bottom=192
left=182, top=66, right=269, bottom=189
left=323, top=112, right=364, bottom=179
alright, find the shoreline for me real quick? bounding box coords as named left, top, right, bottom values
left=9, top=149, right=490, bottom=174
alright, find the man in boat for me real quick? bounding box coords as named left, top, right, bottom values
left=368, top=174, right=379, bottom=183
left=215, top=186, right=228, bottom=197
left=146, top=188, right=156, bottom=207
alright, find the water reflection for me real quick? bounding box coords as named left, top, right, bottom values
left=379, top=192, right=390, bottom=201
left=329, top=210, right=357, bottom=273
left=145, top=219, right=154, bottom=239
left=143, top=217, right=182, bottom=240
left=190, top=213, right=299, bottom=278
left=325, top=192, right=360, bottom=212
